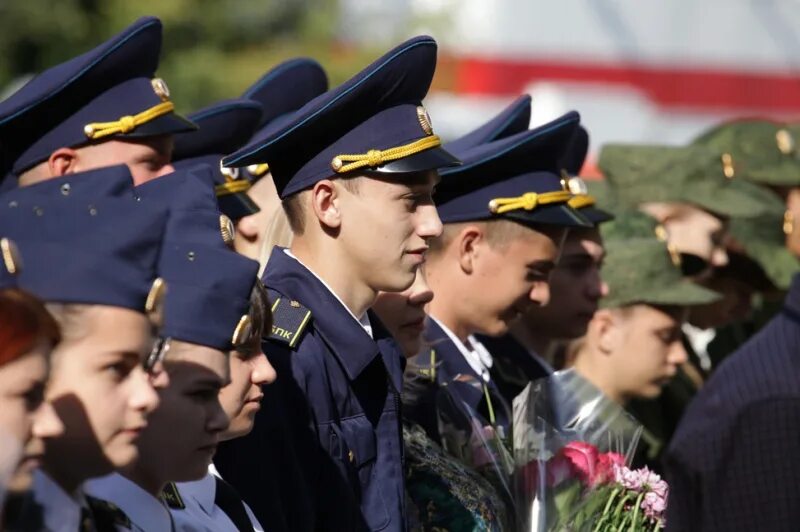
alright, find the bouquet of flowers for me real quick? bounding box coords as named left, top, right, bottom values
left=520, top=440, right=667, bottom=530
left=513, top=369, right=662, bottom=531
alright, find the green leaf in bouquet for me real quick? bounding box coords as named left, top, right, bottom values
left=550, top=479, right=583, bottom=528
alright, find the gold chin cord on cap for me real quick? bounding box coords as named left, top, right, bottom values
left=215, top=162, right=252, bottom=197
left=568, top=194, right=596, bottom=210
left=488, top=190, right=572, bottom=215
left=330, top=135, right=442, bottom=174
left=83, top=101, right=175, bottom=140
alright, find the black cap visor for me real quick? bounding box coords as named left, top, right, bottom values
left=372, top=146, right=461, bottom=174
left=123, top=112, right=198, bottom=139
left=217, top=192, right=261, bottom=221
left=579, top=205, right=615, bottom=225
left=505, top=202, right=593, bottom=228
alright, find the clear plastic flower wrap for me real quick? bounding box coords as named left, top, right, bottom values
left=436, top=376, right=516, bottom=527
left=512, top=369, right=666, bottom=531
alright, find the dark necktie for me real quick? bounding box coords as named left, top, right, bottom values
left=213, top=475, right=254, bottom=532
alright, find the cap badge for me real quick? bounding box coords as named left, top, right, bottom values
left=567, top=176, right=588, bottom=196
left=232, top=314, right=253, bottom=347
left=721, top=153, right=735, bottom=179
left=417, top=106, right=434, bottom=136
left=219, top=215, right=236, bottom=247
left=151, top=78, right=171, bottom=102
left=145, top=277, right=167, bottom=328
left=1, top=238, right=22, bottom=275
left=219, top=159, right=240, bottom=181
left=784, top=210, right=795, bottom=236
left=776, top=129, right=795, bottom=156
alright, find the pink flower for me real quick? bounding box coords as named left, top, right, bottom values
left=594, top=452, right=626, bottom=486
left=547, top=450, right=579, bottom=486
left=560, top=441, right=599, bottom=485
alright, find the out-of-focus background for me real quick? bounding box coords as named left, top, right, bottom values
left=3, top=0, right=800, bottom=174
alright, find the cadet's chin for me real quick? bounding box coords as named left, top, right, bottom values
left=6, top=459, right=39, bottom=493
left=107, top=441, right=139, bottom=470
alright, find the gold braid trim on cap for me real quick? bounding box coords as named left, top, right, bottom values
left=330, top=135, right=442, bottom=174
left=83, top=101, right=175, bottom=140
left=568, top=194, right=596, bottom=210
left=214, top=179, right=252, bottom=197
left=488, top=190, right=572, bottom=215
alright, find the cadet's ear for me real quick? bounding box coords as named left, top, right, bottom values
left=309, top=179, right=341, bottom=230
left=594, top=308, right=623, bottom=355
left=457, top=225, right=485, bottom=275
left=48, top=147, right=79, bottom=177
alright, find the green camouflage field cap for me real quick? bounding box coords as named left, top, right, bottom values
left=729, top=213, right=799, bottom=290
left=692, top=119, right=800, bottom=187
left=600, top=237, right=721, bottom=309
left=598, top=144, right=784, bottom=218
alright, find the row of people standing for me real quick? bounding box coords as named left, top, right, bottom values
left=0, top=13, right=799, bottom=532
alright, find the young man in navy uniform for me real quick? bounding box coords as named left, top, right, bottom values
left=403, top=112, right=591, bottom=454
left=0, top=16, right=195, bottom=191
left=214, top=37, right=458, bottom=531
left=484, top=124, right=614, bottom=404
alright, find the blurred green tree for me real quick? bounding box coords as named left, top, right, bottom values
left=0, top=0, right=387, bottom=111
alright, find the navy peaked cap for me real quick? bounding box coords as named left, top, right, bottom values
left=243, top=58, right=329, bottom=129
left=0, top=165, right=167, bottom=311
left=558, top=125, right=614, bottom=225
left=0, top=16, right=195, bottom=179
left=445, top=94, right=531, bottom=153
left=223, top=36, right=460, bottom=198
left=559, top=125, right=589, bottom=175
left=173, top=99, right=264, bottom=220
left=436, top=111, right=591, bottom=228
left=136, top=167, right=260, bottom=351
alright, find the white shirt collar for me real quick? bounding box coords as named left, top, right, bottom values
left=32, top=469, right=83, bottom=532
left=430, top=316, right=493, bottom=382
left=84, top=473, right=173, bottom=532
left=283, top=248, right=372, bottom=338
left=682, top=322, right=715, bottom=371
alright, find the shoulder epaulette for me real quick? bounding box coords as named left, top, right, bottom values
left=266, top=289, right=312, bottom=349
left=86, top=495, right=132, bottom=529
left=159, top=482, right=185, bottom=509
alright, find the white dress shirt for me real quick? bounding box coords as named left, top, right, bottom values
left=170, top=464, right=263, bottom=531
left=430, top=316, right=494, bottom=383
left=84, top=473, right=174, bottom=531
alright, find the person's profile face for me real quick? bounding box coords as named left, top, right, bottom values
left=523, top=228, right=607, bottom=340
left=136, top=342, right=230, bottom=482
left=218, top=348, right=276, bottom=442
left=470, top=226, right=565, bottom=337
left=338, top=171, right=442, bottom=293
left=611, top=305, right=688, bottom=401
left=44, top=306, right=158, bottom=479
left=661, top=204, right=728, bottom=270
left=372, top=268, right=434, bottom=358
left=0, top=342, right=63, bottom=492
left=76, top=136, right=175, bottom=186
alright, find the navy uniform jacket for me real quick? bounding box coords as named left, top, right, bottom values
left=664, top=274, right=800, bottom=531
left=403, top=319, right=511, bottom=446
left=215, top=248, right=406, bottom=532
left=478, top=334, right=551, bottom=406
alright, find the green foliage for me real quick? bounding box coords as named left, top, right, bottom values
left=0, top=0, right=386, bottom=111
